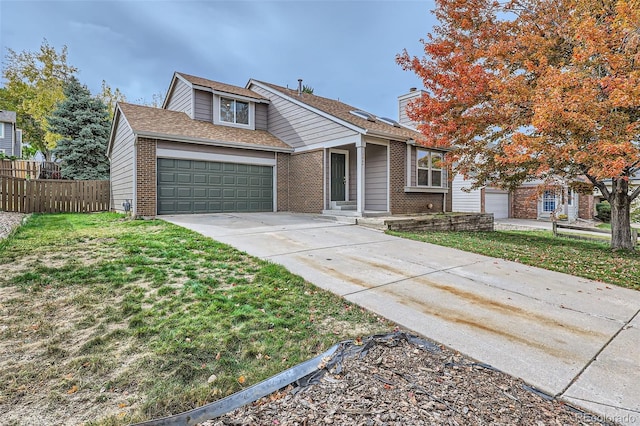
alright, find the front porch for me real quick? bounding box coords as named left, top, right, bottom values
left=322, top=201, right=391, bottom=217
left=322, top=140, right=390, bottom=217
left=314, top=138, right=450, bottom=217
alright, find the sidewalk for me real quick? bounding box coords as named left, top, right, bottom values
left=165, top=213, right=640, bottom=425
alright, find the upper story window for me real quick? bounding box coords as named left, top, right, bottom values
left=220, top=97, right=249, bottom=125
left=0, top=123, right=5, bottom=139
left=417, top=149, right=445, bottom=187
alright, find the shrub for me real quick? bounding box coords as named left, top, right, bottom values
left=596, top=201, right=611, bottom=222
left=631, top=200, right=640, bottom=224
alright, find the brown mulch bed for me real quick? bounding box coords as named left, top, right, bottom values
left=203, top=333, right=610, bottom=426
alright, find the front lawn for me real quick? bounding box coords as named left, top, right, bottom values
left=596, top=222, right=640, bottom=230
left=389, top=229, right=640, bottom=290
left=0, top=213, right=392, bottom=425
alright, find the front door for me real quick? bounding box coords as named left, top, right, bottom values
left=331, top=152, right=346, bottom=201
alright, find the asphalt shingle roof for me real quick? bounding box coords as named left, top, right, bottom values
left=0, top=111, right=17, bottom=123
left=177, top=72, right=268, bottom=101
left=117, top=103, right=291, bottom=150
left=254, top=81, right=427, bottom=144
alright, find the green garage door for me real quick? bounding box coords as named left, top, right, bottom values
left=157, top=158, right=273, bottom=214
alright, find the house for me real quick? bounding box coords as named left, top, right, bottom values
left=594, top=174, right=640, bottom=218
left=0, top=111, right=22, bottom=158
left=398, top=89, right=594, bottom=221
left=107, top=72, right=451, bottom=218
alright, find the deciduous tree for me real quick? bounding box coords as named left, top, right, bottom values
left=96, top=80, right=126, bottom=120
left=49, top=77, right=110, bottom=180
left=1, top=39, right=77, bottom=160
left=397, top=0, right=640, bottom=250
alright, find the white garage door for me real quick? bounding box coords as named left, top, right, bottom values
left=485, top=192, right=509, bottom=219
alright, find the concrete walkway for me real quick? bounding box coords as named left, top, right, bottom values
left=163, top=213, right=640, bottom=425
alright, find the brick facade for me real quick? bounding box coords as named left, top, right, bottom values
left=578, top=192, right=595, bottom=220
left=288, top=150, right=324, bottom=213
left=135, top=137, right=157, bottom=218
left=389, top=141, right=450, bottom=214
left=276, top=152, right=290, bottom=212
left=511, top=186, right=538, bottom=219
left=511, top=185, right=595, bottom=220
left=130, top=137, right=461, bottom=217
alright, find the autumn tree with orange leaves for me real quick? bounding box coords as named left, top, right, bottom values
left=398, top=0, right=640, bottom=250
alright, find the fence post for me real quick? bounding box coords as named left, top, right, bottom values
left=552, top=221, right=558, bottom=237
left=633, top=229, right=638, bottom=249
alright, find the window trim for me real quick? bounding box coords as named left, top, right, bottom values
left=542, top=190, right=557, bottom=212
left=416, top=148, right=445, bottom=188
left=219, top=97, right=250, bottom=127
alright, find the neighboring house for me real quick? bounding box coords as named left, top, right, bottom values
left=0, top=111, right=22, bottom=158
left=397, top=89, right=594, bottom=221
left=107, top=72, right=451, bottom=218
left=594, top=174, right=640, bottom=211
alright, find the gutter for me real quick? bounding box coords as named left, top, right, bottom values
left=134, top=130, right=294, bottom=153
left=192, top=84, right=270, bottom=104
left=405, top=137, right=451, bottom=152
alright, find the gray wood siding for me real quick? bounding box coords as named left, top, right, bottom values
left=255, top=103, right=268, bottom=130
left=398, top=91, right=422, bottom=128
left=365, top=143, right=388, bottom=211
left=166, top=78, right=192, bottom=116
left=109, top=115, right=135, bottom=212
left=13, top=130, right=21, bottom=157
left=399, top=97, right=413, bottom=127
left=410, top=146, right=416, bottom=186
left=157, top=140, right=274, bottom=159
left=194, top=90, right=213, bottom=122
left=0, top=122, right=13, bottom=155
left=250, top=85, right=357, bottom=148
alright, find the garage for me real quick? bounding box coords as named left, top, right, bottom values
left=485, top=192, right=509, bottom=219
left=157, top=158, right=273, bottom=214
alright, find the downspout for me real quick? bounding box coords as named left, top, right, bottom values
left=322, top=149, right=327, bottom=210
left=287, top=152, right=290, bottom=211
left=273, top=153, right=278, bottom=213
left=132, top=136, right=138, bottom=217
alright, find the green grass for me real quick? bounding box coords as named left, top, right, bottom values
left=389, top=229, right=640, bottom=290
left=0, top=213, right=392, bottom=425
left=597, top=222, right=640, bottom=230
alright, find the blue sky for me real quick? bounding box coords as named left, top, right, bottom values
left=0, top=0, right=437, bottom=119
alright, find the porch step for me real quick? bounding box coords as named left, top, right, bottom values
left=322, top=209, right=361, bottom=218
left=331, top=201, right=356, bottom=211
left=356, top=217, right=390, bottom=231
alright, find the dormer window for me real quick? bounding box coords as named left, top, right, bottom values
left=220, top=97, right=249, bottom=125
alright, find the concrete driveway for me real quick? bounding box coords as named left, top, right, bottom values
left=163, top=212, right=640, bottom=424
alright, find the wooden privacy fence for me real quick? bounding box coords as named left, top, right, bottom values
left=0, top=159, right=62, bottom=179
left=0, top=176, right=109, bottom=213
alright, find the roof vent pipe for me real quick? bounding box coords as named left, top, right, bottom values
left=297, top=79, right=303, bottom=96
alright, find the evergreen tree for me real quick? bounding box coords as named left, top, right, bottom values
left=49, top=77, right=110, bottom=180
